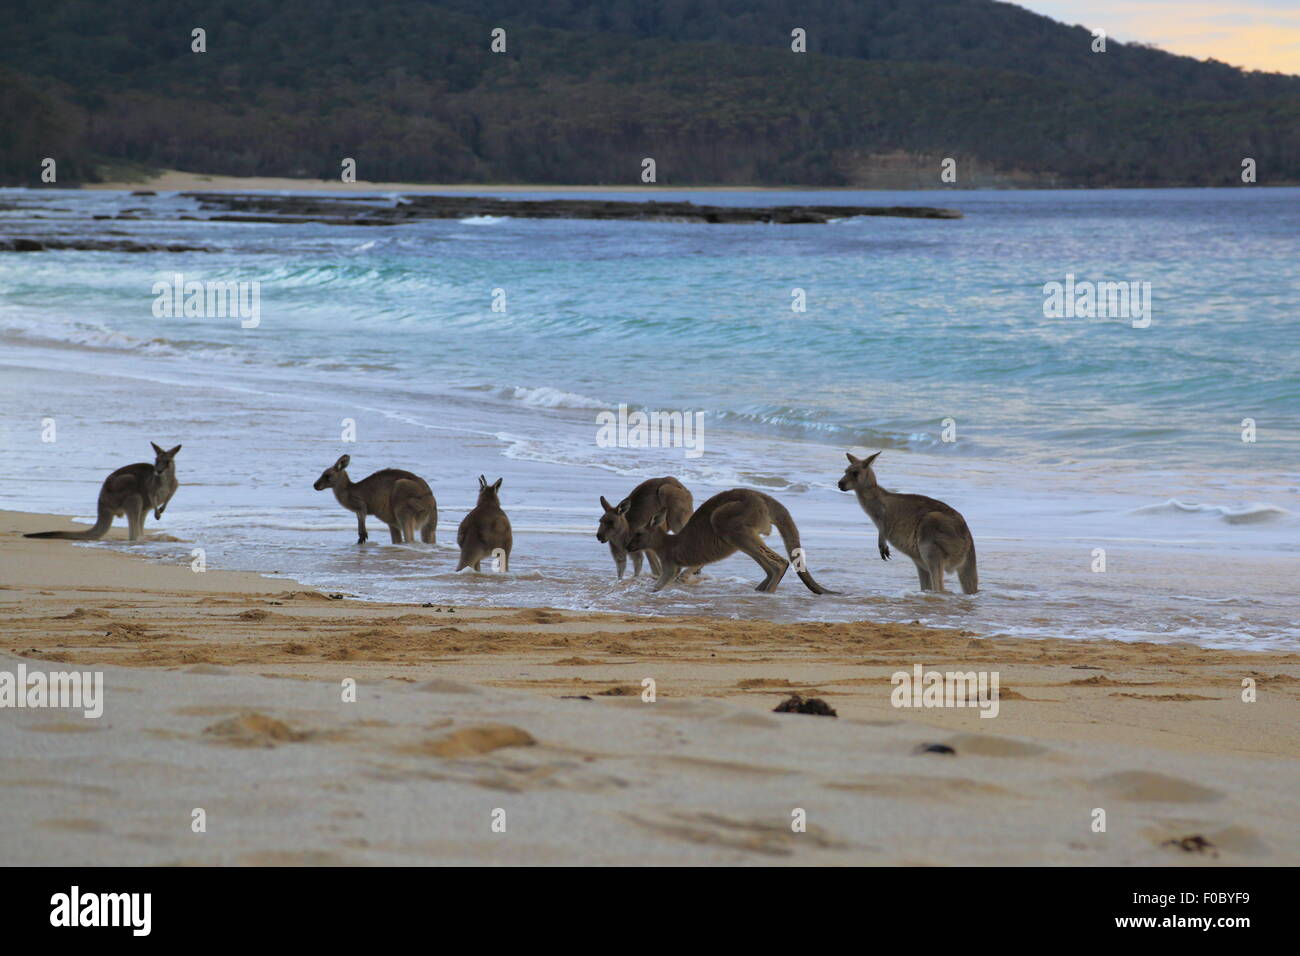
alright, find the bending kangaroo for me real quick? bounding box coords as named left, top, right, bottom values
left=456, top=476, right=512, bottom=571
left=25, top=442, right=180, bottom=542
left=627, top=488, right=832, bottom=594
left=838, top=451, right=978, bottom=594
left=595, top=476, right=693, bottom=579
left=313, top=455, right=437, bottom=545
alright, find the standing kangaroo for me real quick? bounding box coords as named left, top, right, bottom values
left=313, top=455, right=437, bottom=545
left=838, top=451, right=978, bottom=594
left=25, top=442, right=180, bottom=542
left=626, top=488, right=832, bottom=594
left=456, top=475, right=512, bottom=571
left=595, top=476, right=693, bottom=579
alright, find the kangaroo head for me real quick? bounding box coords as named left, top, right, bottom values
left=596, top=495, right=630, bottom=544
left=838, top=451, right=882, bottom=492
left=626, top=507, right=669, bottom=553
left=150, top=442, right=182, bottom=476
left=477, top=475, right=504, bottom=505
left=314, top=454, right=351, bottom=491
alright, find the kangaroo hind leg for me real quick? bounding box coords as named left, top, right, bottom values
left=920, top=541, right=947, bottom=592
left=734, top=534, right=788, bottom=593
left=125, top=496, right=145, bottom=541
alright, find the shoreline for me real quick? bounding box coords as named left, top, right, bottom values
left=3, top=509, right=1298, bottom=864
left=61, top=170, right=1300, bottom=194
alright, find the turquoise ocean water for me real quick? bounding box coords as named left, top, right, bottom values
left=2, top=187, right=1297, bottom=648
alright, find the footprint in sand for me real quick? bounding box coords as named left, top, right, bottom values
left=202, top=712, right=310, bottom=748
left=940, top=733, right=1049, bottom=757
left=1093, top=770, right=1224, bottom=803
left=624, top=810, right=850, bottom=857
left=826, top=774, right=1015, bottom=801
left=234, top=609, right=275, bottom=621
left=413, top=678, right=482, bottom=695
left=185, top=664, right=230, bottom=675
left=410, top=724, right=536, bottom=758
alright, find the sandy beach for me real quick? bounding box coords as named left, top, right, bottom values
left=85, top=169, right=795, bottom=194
left=2, top=509, right=1297, bottom=866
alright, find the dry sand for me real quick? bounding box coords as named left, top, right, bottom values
left=1, top=509, right=1297, bottom=865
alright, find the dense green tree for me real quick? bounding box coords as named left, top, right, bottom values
left=0, top=0, right=1295, bottom=186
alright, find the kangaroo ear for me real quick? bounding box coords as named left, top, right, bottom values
left=600, top=495, right=613, bottom=512
left=845, top=452, right=861, bottom=465
left=492, top=478, right=503, bottom=493
left=152, top=442, right=164, bottom=456
left=168, top=444, right=182, bottom=456
left=615, top=499, right=631, bottom=515
left=335, top=454, right=350, bottom=469
left=864, top=451, right=881, bottom=467
left=478, top=475, right=487, bottom=489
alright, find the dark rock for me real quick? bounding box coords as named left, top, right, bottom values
left=1162, top=834, right=1217, bottom=855
left=915, top=743, right=957, bottom=755
left=773, top=694, right=837, bottom=716
left=180, top=191, right=961, bottom=225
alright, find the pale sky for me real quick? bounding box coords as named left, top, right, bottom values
left=1015, top=0, right=1300, bottom=73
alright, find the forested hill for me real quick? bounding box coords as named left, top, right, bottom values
left=1, top=0, right=1297, bottom=187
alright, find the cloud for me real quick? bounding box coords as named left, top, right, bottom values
left=1015, top=0, right=1300, bottom=72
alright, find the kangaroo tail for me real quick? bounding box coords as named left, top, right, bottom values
left=24, top=502, right=113, bottom=540
left=766, top=495, right=835, bottom=595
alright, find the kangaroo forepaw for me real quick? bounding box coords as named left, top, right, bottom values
left=880, top=544, right=891, bottom=560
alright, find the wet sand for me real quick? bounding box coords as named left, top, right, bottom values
left=2, top=510, right=1297, bottom=865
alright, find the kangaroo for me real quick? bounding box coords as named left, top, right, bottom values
left=456, top=475, right=512, bottom=571
left=838, top=451, right=978, bottom=594
left=595, top=476, right=693, bottom=579
left=312, top=455, right=437, bottom=545
left=25, top=442, right=180, bottom=542
left=626, top=488, right=832, bottom=594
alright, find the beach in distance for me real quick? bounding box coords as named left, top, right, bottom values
left=2, top=179, right=1298, bottom=866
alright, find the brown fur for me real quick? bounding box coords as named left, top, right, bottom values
left=456, top=475, right=512, bottom=571
left=25, top=442, right=180, bottom=542
left=595, top=476, right=693, bottom=579
left=838, top=451, right=977, bottom=593
left=313, top=454, right=437, bottom=545
left=626, top=488, right=832, bottom=594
